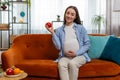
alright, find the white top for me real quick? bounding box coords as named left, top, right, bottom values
left=64, top=23, right=79, bottom=54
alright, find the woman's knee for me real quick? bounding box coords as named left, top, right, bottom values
left=68, top=61, right=78, bottom=68
left=58, top=61, right=67, bottom=69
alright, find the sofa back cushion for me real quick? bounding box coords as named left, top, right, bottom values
left=100, top=36, right=120, bottom=65
left=12, top=34, right=59, bottom=60
left=88, top=35, right=110, bottom=59
left=88, top=34, right=110, bottom=59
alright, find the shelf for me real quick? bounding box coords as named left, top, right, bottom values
left=0, top=0, right=31, bottom=49
left=52, top=21, right=63, bottom=22
left=0, top=28, right=9, bottom=30
left=9, top=1, right=28, bottom=4
left=52, top=21, right=63, bottom=29
left=9, top=0, right=30, bottom=35
left=9, top=22, right=28, bottom=24
left=0, top=10, right=9, bottom=11
left=0, top=48, right=8, bottom=51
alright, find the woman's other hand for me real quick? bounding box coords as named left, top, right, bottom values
left=64, top=51, right=76, bottom=57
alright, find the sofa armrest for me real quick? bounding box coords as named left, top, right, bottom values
left=1, top=48, right=24, bottom=71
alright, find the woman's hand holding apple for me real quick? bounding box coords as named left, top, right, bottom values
left=45, top=22, right=54, bottom=34
left=45, top=22, right=52, bottom=28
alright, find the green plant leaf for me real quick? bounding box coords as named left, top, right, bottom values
left=91, top=15, right=105, bottom=33
left=91, top=15, right=105, bottom=26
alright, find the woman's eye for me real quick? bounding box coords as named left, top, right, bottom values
left=66, top=11, right=76, bottom=17
left=66, top=12, right=70, bottom=15
left=71, top=13, right=75, bottom=16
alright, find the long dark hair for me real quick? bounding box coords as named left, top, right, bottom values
left=63, top=6, right=82, bottom=25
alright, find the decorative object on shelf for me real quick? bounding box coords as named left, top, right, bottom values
left=57, top=15, right=60, bottom=21
left=19, top=11, right=25, bottom=23
left=13, top=16, right=16, bottom=23
left=20, top=11, right=25, bottom=17
left=0, top=0, right=9, bottom=10
left=1, top=4, right=7, bottom=10
left=0, top=24, right=9, bottom=30
left=19, top=18, right=24, bottom=23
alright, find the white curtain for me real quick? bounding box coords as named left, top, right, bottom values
left=31, top=0, right=62, bottom=33
left=31, top=0, right=106, bottom=34
left=106, top=0, right=120, bottom=36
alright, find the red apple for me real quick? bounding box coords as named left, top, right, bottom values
left=45, top=22, right=52, bottom=28
left=6, top=68, right=14, bottom=75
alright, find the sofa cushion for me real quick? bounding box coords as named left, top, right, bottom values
left=15, top=60, right=59, bottom=78
left=100, top=36, right=120, bottom=65
left=79, top=59, right=120, bottom=77
left=88, top=35, right=110, bottom=59
left=15, top=59, right=120, bottom=78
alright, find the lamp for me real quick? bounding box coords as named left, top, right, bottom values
left=113, top=0, right=120, bottom=12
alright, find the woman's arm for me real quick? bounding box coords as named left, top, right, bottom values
left=45, top=23, right=62, bottom=50
left=52, top=29, right=62, bottom=50
left=76, top=26, right=90, bottom=56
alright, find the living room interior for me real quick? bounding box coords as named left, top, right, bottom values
left=0, top=0, right=120, bottom=80
left=0, top=0, right=119, bottom=51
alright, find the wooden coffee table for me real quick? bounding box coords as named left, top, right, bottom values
left=0, top=72, right=28, bottom=80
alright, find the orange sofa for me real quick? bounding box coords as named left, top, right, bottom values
left=1, top=34, right=120, bottom=80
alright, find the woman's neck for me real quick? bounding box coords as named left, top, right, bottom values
left=65, top=22, right=74, bottom=26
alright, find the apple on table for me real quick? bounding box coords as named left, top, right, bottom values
left=6, top=68, right=14, bottom=75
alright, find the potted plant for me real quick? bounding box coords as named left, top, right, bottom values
left=91, top=15, right=105, bottom=33
left=0, top=0, right=9, bottom=10
left=57, top=15, right=60, bottom=21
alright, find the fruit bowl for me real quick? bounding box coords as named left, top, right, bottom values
left=5, top=66, right=24, bottom=78
left=4, top=72, right=22, bottom=78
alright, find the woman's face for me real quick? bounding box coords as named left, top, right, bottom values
left=65, top=8, right=76, bottom=25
